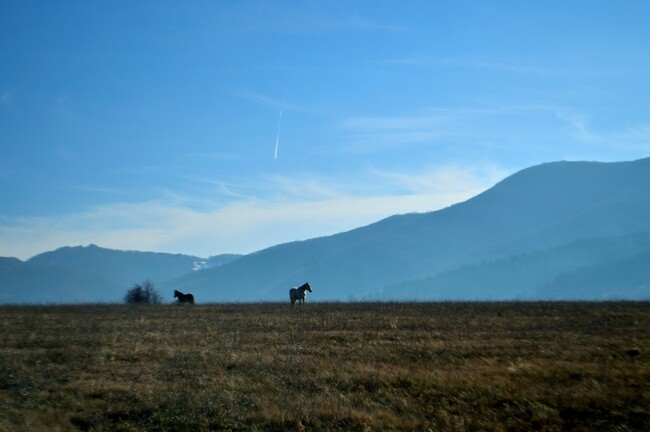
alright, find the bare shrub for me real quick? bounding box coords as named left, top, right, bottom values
left=124, top=280, right=162, bottom=305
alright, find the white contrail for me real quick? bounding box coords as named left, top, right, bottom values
left=274, top=108, right=283, bottom=160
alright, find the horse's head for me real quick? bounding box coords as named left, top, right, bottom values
left=304, top=282, right=312, bottom=292
left=173, top=290, right=180, bottom=298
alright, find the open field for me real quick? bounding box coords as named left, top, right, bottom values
left=0, top=302, right=648, bottom=431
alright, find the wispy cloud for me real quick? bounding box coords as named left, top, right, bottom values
left=225, top=87, right=286, bottom=110
left=0, top=166, right=507, bottom=260
left=338, top=110, right=462, bottom=152
left=387, top=54, right=611, bottom=77
left=555, top=110, right=602, bottom=142
left=340, top=112, right=453, bottom=131
left=182, top=176, right=265, bottom=201
left=438, top=57, right=594, bottom=76
left=337, top=106, right=521, bottom=152
left=615, top=124, right=650, bottom=146
left=337, top=104, right=650, bottom=158
left=225, top=86, right=320, bottom=115
left=369, top=164, right=508, bottom=196
left=555, top=111, right=650, bottom=152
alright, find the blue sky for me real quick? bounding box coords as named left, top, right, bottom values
left=1, top=1, right=649, bottom=260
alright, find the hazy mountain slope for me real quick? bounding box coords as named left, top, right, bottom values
left=4, top=158, right=649, bottom=303
left=0, top=244, right=239, bottom=303
left=539, top=250, right=650, bottom=299
left=0, top=257, right=115, bottom=303
left=0, top=245, right=209, bottom=303
left=382, top=234, right=650, bottom=300
left=28, top=244, right=202, bottom=289
left=204, top=254, right=242, bottom=267
left=171, top=157, right=650, bottom=301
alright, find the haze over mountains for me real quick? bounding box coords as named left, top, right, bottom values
left=2, top=158, right=650, bottom=303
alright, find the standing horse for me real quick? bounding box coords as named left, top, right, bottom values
left=174, top=290, right=195, bottom=304
left=289, top=282, right=312, bottom=306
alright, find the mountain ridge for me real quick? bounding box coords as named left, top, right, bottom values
left=383, top=233, right=650, bottom=300
left=167, top=157, right=650, bottom=301
left=2, top=157, right=650, bottom=303
left=1, top=245, right=241, bottom=303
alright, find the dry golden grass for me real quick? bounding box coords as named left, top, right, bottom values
left=0, top=301, right=648, bottom=431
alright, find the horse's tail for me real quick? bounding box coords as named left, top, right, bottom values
left=289, top=289, right=296, bottom=306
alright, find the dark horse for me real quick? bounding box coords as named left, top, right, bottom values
left=289, top=282, right=312, bottom=306
left=174, top=290, right=194, bottom=304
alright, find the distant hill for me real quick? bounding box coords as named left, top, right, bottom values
left=169, top=157, right=650, bottom=301
left=193, top=254, right=242, bottom=270
left=28, top=244, right=202, bottom=288
left=2, top=157, right=650, bottom=303
left=0, top=256, right=115, bottom=303
left=539, top=249, right=650, bottom=300
left=383, top=234, right=650, bottom=300
left=0, top=245, right=241, bottom=303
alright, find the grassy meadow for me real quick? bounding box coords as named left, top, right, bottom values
left=0, top=301, right=648, bottom=431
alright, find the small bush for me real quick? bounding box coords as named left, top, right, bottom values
left=124, top=281, right=162, bottom=305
